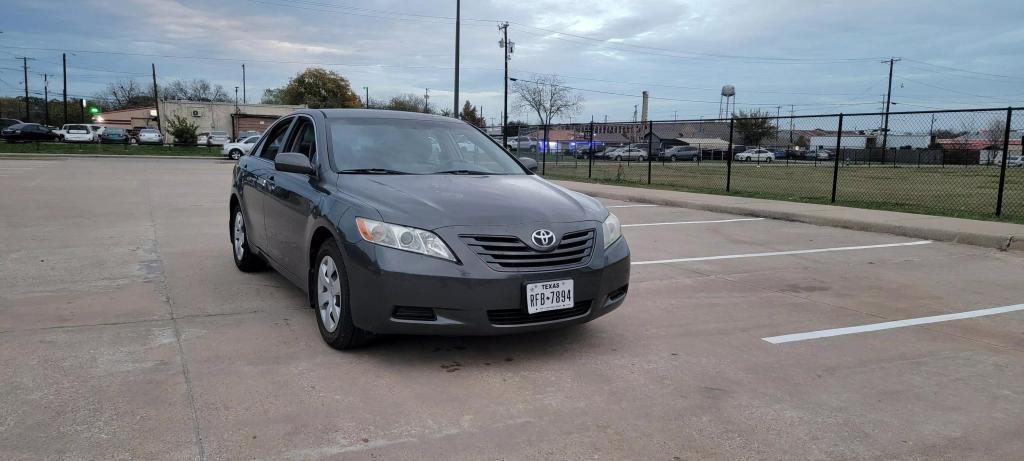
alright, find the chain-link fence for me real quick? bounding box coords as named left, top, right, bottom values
left=487, top=107, right=1024, bottom=222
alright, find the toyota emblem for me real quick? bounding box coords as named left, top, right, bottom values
left=531, top=229, right=556, bottom=249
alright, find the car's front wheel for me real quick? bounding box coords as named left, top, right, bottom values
left=313, top=241, right=370, bottom=350
left=229, top=149, right=243, bottom=160
left=231, top=208, right=264, bottom=272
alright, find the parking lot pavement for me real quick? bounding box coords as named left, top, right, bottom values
left=3, top=157, right=1024, bottom=460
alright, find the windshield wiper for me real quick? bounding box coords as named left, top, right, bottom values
left=340, top=168, right=413, bottom=175
left=433, top=169, right=497, bottom=175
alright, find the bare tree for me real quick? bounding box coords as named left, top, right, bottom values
left=512, top=75, right=583, bottom=125
left=97, top=79, right=153, bottom=110
left=161, top=79, right=231, bottom=102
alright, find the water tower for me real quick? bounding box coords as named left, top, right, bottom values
left=719, top=85, right=736, bottom=119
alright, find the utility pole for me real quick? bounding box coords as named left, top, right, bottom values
left=423, top=88, right=430, bottom=113
left=881, top=57, right=900, bottom=155
left=152, top=63, right=161, bottom=137
left=234, top=86, right=239, bottom=113
left=22, top=57, right=30, bottom=122
left=242, top=64, right=246, bottom=104
left=363, top=86, right=369, bottom=108
left=673, top=110, right=677, bottom=122
left=789, top=105, right=794, bottom=145
left=498, top=22, right=513, bottom=147
left=453, top=0, right=461, bottom=119
left=42, top=73, right=49, bottom=126
left=62, top=53, right=68, bottom=125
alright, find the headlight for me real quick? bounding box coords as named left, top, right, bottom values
left=602, top=212, right=622, bottom=248
left=355, top=217, right=455, bottom=261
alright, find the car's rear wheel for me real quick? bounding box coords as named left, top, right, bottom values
left=313, top=241, right=370, bottom=350
left=231, top=208, right=265, bottom=272
left=669, top=155, right=676, bottom=162
left=229, top=149, right=243, bottom=160
left=615, top=155, right=622, bottom=161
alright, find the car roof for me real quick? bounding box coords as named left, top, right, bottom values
left=315, top=108, right=463, bottom=123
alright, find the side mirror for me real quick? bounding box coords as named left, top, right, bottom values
left=519, top=157, right=539, bottom=173
left=275, top=152, right=315, bottom=175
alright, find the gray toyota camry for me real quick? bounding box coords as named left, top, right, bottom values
left=229, top=109, right=630, bottom=349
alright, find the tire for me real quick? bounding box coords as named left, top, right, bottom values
left=229, top=149, right=243, bottom=160
left=529, top=145, right=537, bottom=152
left=312, top=240, right=370, bottom=350
left=615, top=155, right=622, bottom=161
left=639, top=156, right=646, bottom=162
left=744, top=156, right=751, bottom=162
left=669, top=155, right=676, bottom=162
left=766, top=158, right=773, bottom=163
left=230, top=208, right=265, bottom=272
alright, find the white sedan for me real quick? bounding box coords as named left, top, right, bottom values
left=221, top=136, right=260, bottom=160
left=734, top=148, right=775, bottom=162
left=608, top=147, right=647, bottom=161
left=62, top=124, right=95, bottom=143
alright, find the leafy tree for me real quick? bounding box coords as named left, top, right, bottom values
left=794, top=135, right=809, bottom=148
left=261, top=88, right=285, bottom=105
left=511, top=75, right=583, bottom=125
left=267, top=68, right=362, bottom=108
left=461, top=100, right=485, bottom=127
left=732, top=109, right=776, bottom=146
left=385, top=93, right=429, bottom=113
left=167, top=114, right=198, bottom=145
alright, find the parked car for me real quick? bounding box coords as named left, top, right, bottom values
left=197, top=132, right=209, bottom=145
left=769, top=148, right=787, bottom=159
left=229, top=109, right=630, bottom=349
left=62, top=124, right=96, bottom=143
left=206, top=131, right=230, bottom=146
left=660, top=146, right=700, bottom=161
left=235, top=130, right=260, bottom=142
left=1, top=123, right=59, bottom=143
left=0, top=118, right=23, bottom=130
left=734, top=148, right=776, bottom=162
left=805, top=148, right=832, bottom=160
left=222, top=135, right=261, bottom=160
left=99, top=127, right=130, bottom=144
left=506, top=135, right=538, bottom=151
left=608, top=147, right=647, bottom=161
left=137, top=128, right=164, bottom=145
left=1002, top=155, right=1023, bottom=167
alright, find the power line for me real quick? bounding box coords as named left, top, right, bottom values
left=902, top=58, right=1024, bottom=81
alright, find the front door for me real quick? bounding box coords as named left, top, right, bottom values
left=263, top=115, right=323, bottom=277
left=240, top=117, right=294, bottom=253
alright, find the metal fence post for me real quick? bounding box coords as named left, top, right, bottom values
left=647, top=120, right=654, bottom=184
left=831, top=114, right=843, bottom=203
left=588, top=120, right=594, bottom=179
left=541, top=124, right=548, bottom=175
left=726, top=118, right=734, bottom=192
left=995, top=108, right=1012, bottom=216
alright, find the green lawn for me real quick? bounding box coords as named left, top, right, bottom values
left=0, top=142, right=223, bottom=157
left=539, top=158, right=1024, bottom=224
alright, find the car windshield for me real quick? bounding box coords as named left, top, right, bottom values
left=106, top=128, right=124, bottom=134
left=328, top=118, right=527, bottom=175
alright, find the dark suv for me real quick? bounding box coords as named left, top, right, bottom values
left=230, top=109, right=630, bottom=349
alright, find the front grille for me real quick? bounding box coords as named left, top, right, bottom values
left=487, top=300, right=591, bottom=326
left=461, top=229, right=595, bottom=272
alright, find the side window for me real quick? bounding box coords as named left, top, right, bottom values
left=285, top=118, right=317, bottom=160
left=258, top=118, right=293, bottom=161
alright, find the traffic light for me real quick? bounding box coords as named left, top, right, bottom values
left=89, top=106, right=100, bottom=115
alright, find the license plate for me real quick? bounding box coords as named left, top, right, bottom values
left=525, top=280, right=574, bottom=314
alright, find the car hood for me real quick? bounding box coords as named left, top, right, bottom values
left=340, top=174, right=605, bottom=229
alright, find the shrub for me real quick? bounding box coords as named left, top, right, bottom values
left=167, top=114, right=198, bottom=145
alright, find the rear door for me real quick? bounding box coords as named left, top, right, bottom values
left=239, top=117, right=294, bottom=254
left=263, top=115, right=322, bottom=277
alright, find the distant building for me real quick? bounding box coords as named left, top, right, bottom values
left=158, top=100, right=304, bottom=142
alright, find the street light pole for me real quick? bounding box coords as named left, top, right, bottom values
left=363, top=86, right=369, bottom=108
left=499, top=22, right=512, bottom=147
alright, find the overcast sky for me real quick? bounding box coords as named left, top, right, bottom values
left=2, top=0, right=1023, bottom=124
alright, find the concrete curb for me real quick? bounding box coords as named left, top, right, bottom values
left=0, top=153, right=224, bottom=160
left=554, top=180, right=1023, bottom=252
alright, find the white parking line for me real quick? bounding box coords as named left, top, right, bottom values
left=763, top=303, right=1024, bottom=344
left=632, top=240, right=932, bottom=265
left=607, top=204, right=658, bottom=208
left=623, top=218, right=764, bottom=228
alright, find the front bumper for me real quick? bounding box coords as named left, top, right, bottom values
left=344, top=231, right=631, bottom=336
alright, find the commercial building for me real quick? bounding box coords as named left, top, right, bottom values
left=157, top=100, right=304, bottom=142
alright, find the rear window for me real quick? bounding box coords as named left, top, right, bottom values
left=68, top=125, right=88, bottom=132
left=140, top=129, right=158, bottom=134
left=211, top=131, right=227, bottom=136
